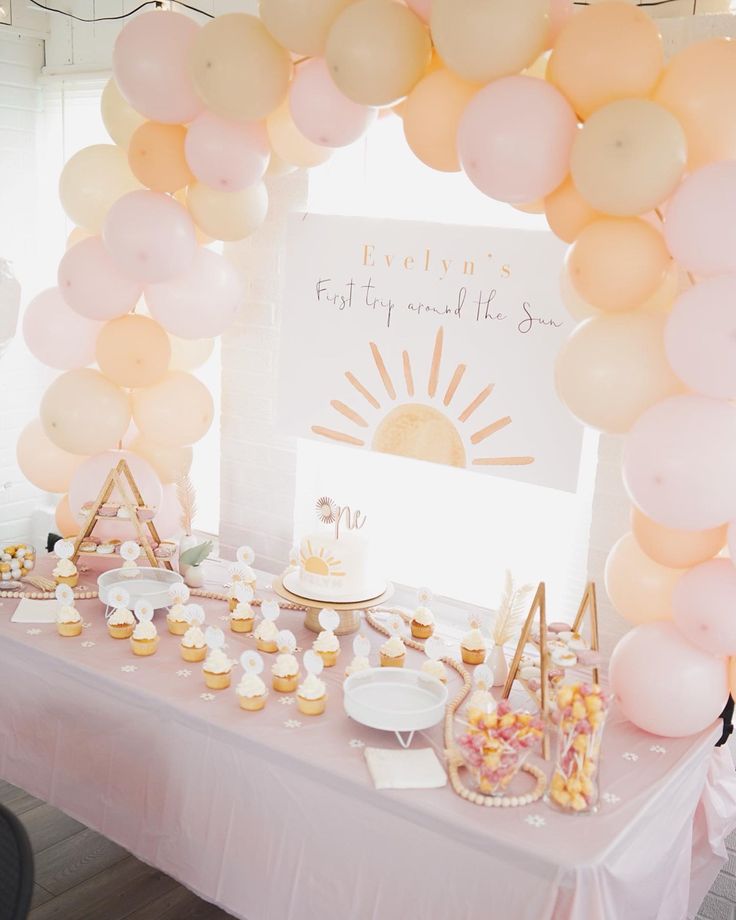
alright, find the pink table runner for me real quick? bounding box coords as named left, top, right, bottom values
left=0, top=561, right=734, bottom=920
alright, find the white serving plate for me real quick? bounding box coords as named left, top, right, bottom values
left=343, top=668, right=448, bottom=744
left=283, top=570, right=387, bottom=605
left=97, top=567, right=183, bottom=611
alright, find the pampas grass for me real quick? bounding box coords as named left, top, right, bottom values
left=492, top=571, right=533, bottom=646
left=176, top=473, right=197, bottom=535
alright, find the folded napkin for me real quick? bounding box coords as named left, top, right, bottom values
left=364, top=747, right=447, bottom=790
left=11, top=598, right=57, bottom=624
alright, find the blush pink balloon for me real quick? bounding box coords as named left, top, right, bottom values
left=23, top=288, right=102, bottom=369
left=145, top=248, right=243, bottom=339
left=289, top=58, right=377, bottom=148
left=665, top=276, right=736, bottom=399
left=610, top=621, right=728, bottom=737
left=623, top=395, right=736, bottom=531
left=103, top=190, right=196, bottom=284
left=184, top=112, right=270, bottom=191
left=406, top=0, right=431, bottom=22
left=112, top=11, right=203, bottom=124
left=58, top=237, right=142, bottom=320
left=672, top=559, right=736, bottom=656
left=457, top=76, right=577, bottom=204
left=548, top=0, right=573, bottom=45
left=664, top=161, right=736, bottom=276
left=152, top=483, right=182, bottom=539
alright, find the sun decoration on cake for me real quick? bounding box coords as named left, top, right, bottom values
left=310, top=328, right=534, bottom=470
left=300, top=539, right=345, bottom=577
left=315, top=496, right=338, bottom=524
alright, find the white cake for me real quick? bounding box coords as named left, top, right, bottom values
left=285, top=527, right=383, bottom=602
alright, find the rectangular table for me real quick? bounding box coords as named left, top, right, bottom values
left=1, top=562, right=735, bottom=920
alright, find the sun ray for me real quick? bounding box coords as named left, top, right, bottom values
left=370, top=342, right=397, bottom=399
left=402, top=351, right=414, bottom=397
left=311, top=426, right=365, bottom=447
left=458, top=384, right=494, bottom=423
left=345, top=372, right=380, bottom=409
left=428, top=327, right=443, bottom=398
left=443, top=363, right=466, bottom=406
left=473, top=456, right=535, bottom=466
left=470, top=415, right=512, bottom=445
left=331, top=400, right=368, bottom=428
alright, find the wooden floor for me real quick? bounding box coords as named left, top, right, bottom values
left=0, top=780, right=236, bottom=920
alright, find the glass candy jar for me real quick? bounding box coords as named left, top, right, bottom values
left=0, top=540, right=36, bottom=586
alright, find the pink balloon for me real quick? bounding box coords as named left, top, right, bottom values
left=548, top=0, right=573, bottom=44
left=457, top=76, right=577, bottom=204
left=665, top=276, right=736, bottom=399
left=69, top=449, right=163, bottom=541
left=152, top=483, right=182, bottom=539
left=289, top=58, right=377, bottom=148
left=112, top=11, right=203, bottom=124
left=624, top=395, right=736, bottom=531
left=664, top=161, right=736, bottom=276
left=672, top=559, right=736, bottom=656
left=184, top=112, right=270, bottom=191
left=58, top=237, right=142, bottom=320
left=145, top=247, right=242, bottom=339
left=23, top=287, right=102, bottom=369
left=406, top=0, right=431, bottom=22
left=103, top=191, right=196, bottom=284
left=610, top=621, right=728, bottom=737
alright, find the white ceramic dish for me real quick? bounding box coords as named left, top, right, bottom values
left=282, top=570, right=387, bottom=605
left=97, top=566, right=183, bottom=611
left=343, top=668, right=448, bottom=746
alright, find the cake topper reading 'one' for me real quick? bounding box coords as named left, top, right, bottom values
left=314, top=495, right=367, bottom=539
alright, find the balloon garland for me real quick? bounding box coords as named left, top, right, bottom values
left=18, top=0, right=736, bottom=736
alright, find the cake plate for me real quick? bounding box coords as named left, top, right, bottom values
left=271, top=574, right=394, bottom=636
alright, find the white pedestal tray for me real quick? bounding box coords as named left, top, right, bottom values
left=343, top=668, right=448, bottom=748
left=272, top=573, right=394, bottom=636
left=97, top=567, right=183, bottom=616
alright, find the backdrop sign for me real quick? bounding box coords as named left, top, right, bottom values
left=279, top=213, right=582, bottom=492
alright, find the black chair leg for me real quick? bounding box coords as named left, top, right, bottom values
left=716, top=695, right=734, bottom=749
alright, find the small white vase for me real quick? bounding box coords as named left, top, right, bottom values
left=489, top=643, right=508, bottom=688
left=178, top=533, right=199, bottom=555
left=181, top=564, right=205, bottom=589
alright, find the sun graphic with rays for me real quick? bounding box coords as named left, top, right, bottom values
left=300, top=539, right=345, bottom=577
left=311, top=328, right=535, bottom=470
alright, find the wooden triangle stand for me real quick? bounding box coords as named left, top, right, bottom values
left=71, top=459, right=173, bottom=571
left=501, top=582, right=600, bottom=761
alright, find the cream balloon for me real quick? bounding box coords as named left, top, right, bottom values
left=131, top=371, right=213, bottom=447
left=545, top=176, right=600, bottom=244
left=16, top=419, right=86, bottom=494
left=130, top=435, right=193, bottom=484
left=559, top=264, right=598, bottom=321
left=266, top=101, right=332, bottom=168
left=100, top=79, right=145, bottom=148
left=40, top=369, right=131, bottom=456
left=65, top=227, right=92, bottom=251
left=96, top=315, right=171, bottom=388
left=631, top=507, right=726, bottom=570
left=402, top=69, right=477, bottom=172
left=186, top=182, right=268, bottom=242
left=604, top=532, right=683, bottom=625
left=326, top=0, right=432, bottom=106
left=259, top=0, right=354, bottom=56
left=168, top=334, right=215, bottom=371
left=570, top=100, right=686, bottom=217
left=554, top=313, right=685, bottom=435
left=189, top=14, right=292, bottom=122
left=266, top=150, right=298, bottom=177
left=58, top=145, right=141, bottom=234
left=430, top=0, right=548, bottom=83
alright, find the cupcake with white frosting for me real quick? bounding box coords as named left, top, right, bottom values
left=421, top=658, right=447, bottom=683
left=237, top=671, right=267, bottom=711
left=380, top=635, right=406, bottom=668
left=108, top=605, right=135, bottom=640
left=297, top=672, right=327, bottom=716
left=181, top=623, right=207, bottom=662
left=130, top=618, right=158, bottom=657
left=313, top=629, right=340, bottom=668
left=203, top=647, right=235, bottom=690
left=461, top=621, right=487, bottom=666
left=57, top=601, right=82, bottom=637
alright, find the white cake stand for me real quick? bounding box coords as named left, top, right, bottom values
left=271, top=573, right=394, bottom=635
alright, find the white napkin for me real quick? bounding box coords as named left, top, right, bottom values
left=364, top=747, right=447, bottom=790
left=10, top=598, right=57, bottom=624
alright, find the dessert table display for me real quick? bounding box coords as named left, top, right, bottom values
left=1, top=558, right=734, bottom=920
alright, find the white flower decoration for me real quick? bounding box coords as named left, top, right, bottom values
left=349, top=739, right=365, bottom=749
left=219, top=615, right=230, bottom=622
left=284, top=719, right=302, bottom=729
left=26, top=628, right=41, bottom=636
left=649, top=745, right=666, bottom=755
left=83, top=622, right=92, bottom=629
left=279, top=696, right=295, bottom=706
left=524, top=814, right=546, bottom=828
left=622, top=752, right=639, bottom=762
left=602, top=792, right=621, bottom=805
left=81, top=641, right=95, bottom=648
left=200, top=693, right=216, bottom=702
left=176, top=669, right=192, bottom=678
left=121, top=664, right=138, bottom=673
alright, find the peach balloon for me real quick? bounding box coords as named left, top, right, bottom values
left=189, top=14, right=292, bottom=122
left=266, top=101, right=332, bottom=168
left=129, top=435, right=193, bottom=484
left=654, top=38, right=736, bottom=170
left=567, top=218, right=670, bottom=313
left=402, top=69, right=477, bottom=172
left=128, top=122, right=193, bottom=193
left=16, top=419, right=86, bottom=494
left=326, top=0, right=431, bottom=106
left=632, top=507, right=726, bottom=570
left=100, top=78, right=145, bottom=148
left=65, top=227, right=92, bottom=251
left=185, top=112, right=270, bottom=190
left=570, top=100, right=686, bottom=217
left=55, top=494, right=78, bottom=538
left=548, top=2, right=663, bottom=120
left=547, top=0, right=573, bottom=46
left=730, top=657, right=736, bottom=700
left=554, top=313, right=684, bottom=435
left=431, top=0, right=549, bottom=83
left=40, top=369, right=131, bottom=456
left=131, top=371, right=213, bottom=447
left=186, top=182, right=268, bottom=242
left=96, top=315, right=171, bottom=388
left=58, top=237, right=142, bottom=321
left=604, top=533, right=683, bottom=625
left=167, top=334, right=215, bottom=371
left=112, top=11, right=203, bottom=124
left=559, top=264, right=598, bottom=321
left=59, top=145, right=141, bottom=234
left=259, top=0, right=354, bottom=56
left=23, top=287, right=102, bottom=370
left=545, top=176, right=600, bottom=244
